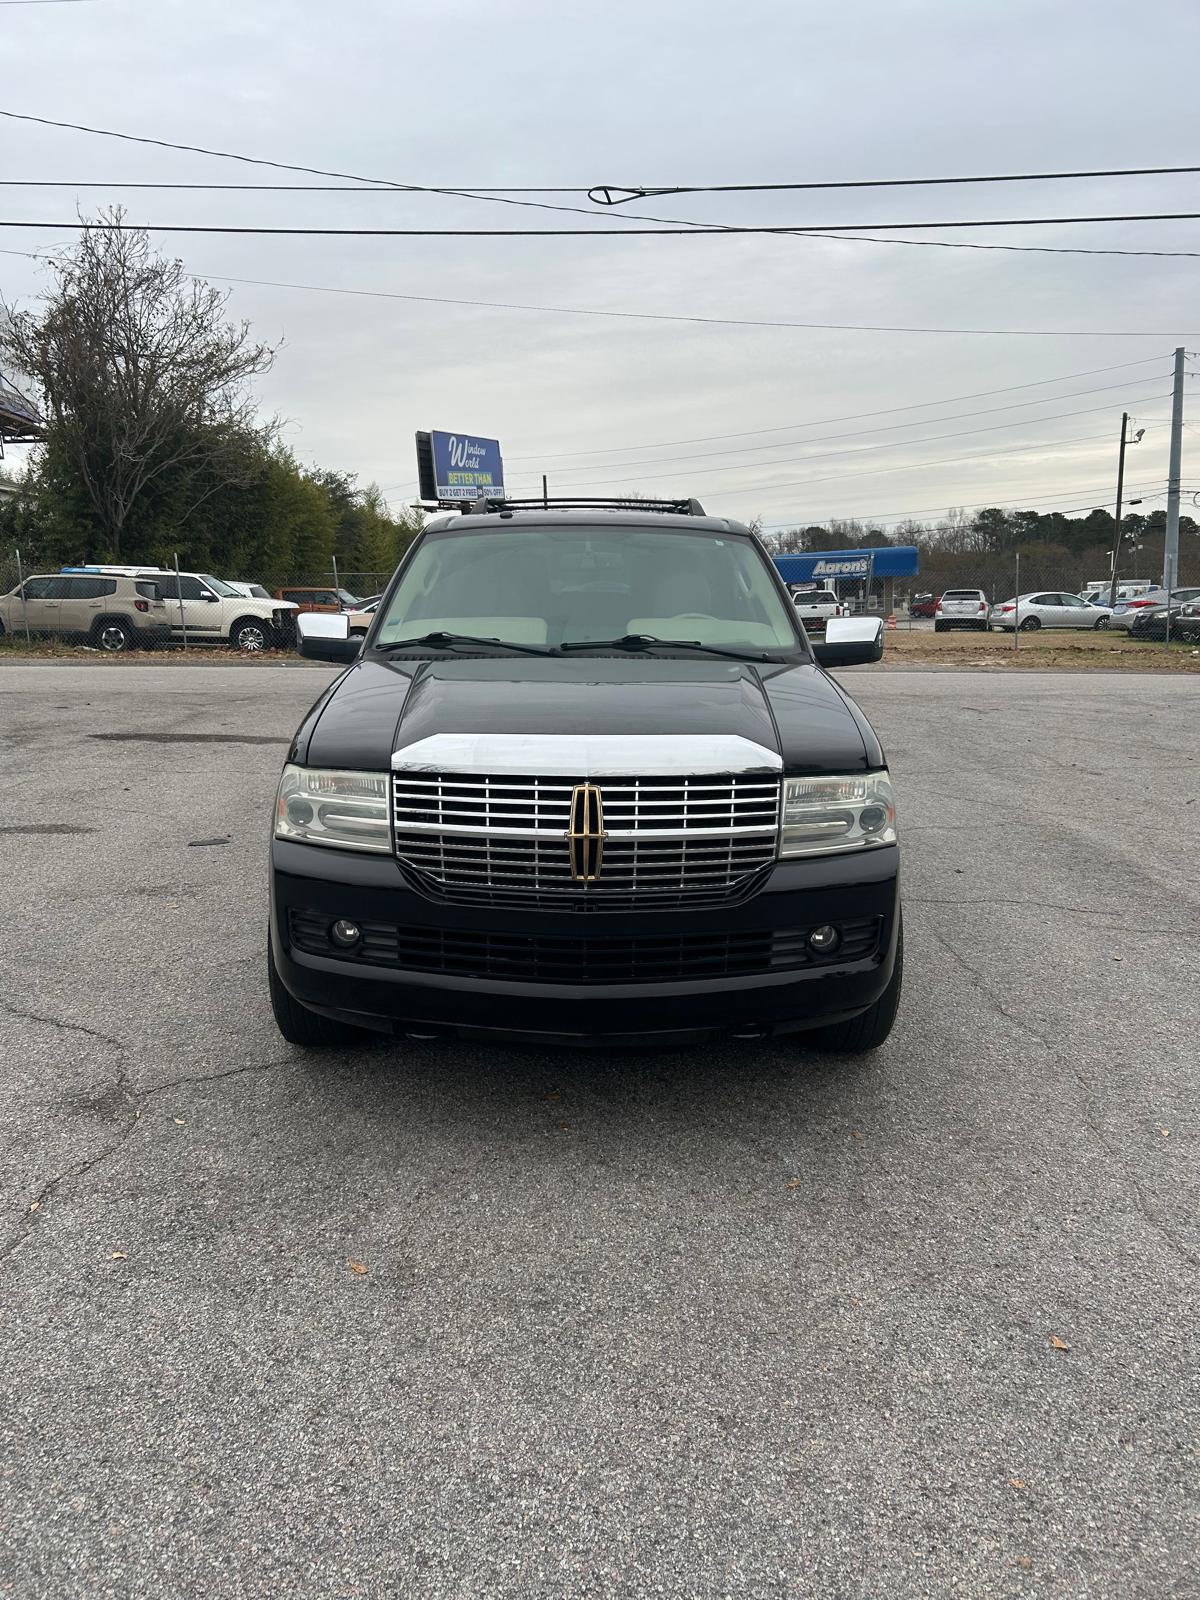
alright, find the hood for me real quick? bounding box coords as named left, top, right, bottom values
left=299, top=655, right=873, bottom=774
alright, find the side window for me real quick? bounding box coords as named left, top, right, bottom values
left=42, top=578, right=73, bottom=599
left=314, top=590, right=338, bottom=606
left=135, top=580, right=161, bottom=600
left=158, top=575, right=206, bottom=601
left=22, top=577, right=55, bottom=600
left=65, top=577, right=116, bottom=599
left=1030, top=594, right=1055, bottom=606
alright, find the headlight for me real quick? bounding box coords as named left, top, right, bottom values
left=779, top=771, right=896, bottom=857
left=274, top=764, right=390, bottom=852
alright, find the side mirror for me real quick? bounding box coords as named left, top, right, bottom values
left=812, top=616, right=884, bottom=669
left=297, top=610, right=361, bottom=663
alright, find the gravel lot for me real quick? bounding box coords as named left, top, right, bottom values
left=1, top=664, right=1197, bottom=1600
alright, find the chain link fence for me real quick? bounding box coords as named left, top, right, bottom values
left=790, top=562, right=1192, bottom=635
left=0, top=551, right=399, bottom=653
left=3, top=547, right=1196, bottom=655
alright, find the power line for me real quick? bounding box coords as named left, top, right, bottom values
left=8, top=110, right=1200, bottom=259
left=758, top=478, right=1168, bottom=529
left=509, top=377, right=1170, bottom=479
left=2, top=246, right=1181, bottom=341
left=808, top=231, right=1200, bottom=260
left=0, top=108, right=690, bottom=227
left=593, top=166, right=1200, bottom=201
left=3, top=187, right=1197, bottom=258
left=570, top=426, right=1164, bottom=500
left=2, top=246, right=1184, bottom=345
left=506, top=359, right=1168, bottom=460
left=4, top=212, right=1200, bottom=237
left=0, top=180, right=575, bottom=192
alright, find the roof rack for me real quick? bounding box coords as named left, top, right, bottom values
left=464, top=495, right=707, bottom=517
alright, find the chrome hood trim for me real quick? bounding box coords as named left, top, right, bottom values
left=390, top=733, right=782, bottom=777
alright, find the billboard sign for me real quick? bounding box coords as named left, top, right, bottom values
left=418, top=430, right=505, bottom=502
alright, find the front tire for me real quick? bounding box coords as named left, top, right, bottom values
left=805, top=919, right=903, bottom=1054
left=231, top=617, right=273, bottom=653
left=268, top=936, right=365, bottom=1047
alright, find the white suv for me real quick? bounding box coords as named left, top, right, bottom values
left=133, top=570, right=297, bottom=650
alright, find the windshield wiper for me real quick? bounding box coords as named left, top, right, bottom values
left=559, top=633, right=772, bottom=662
left=373, top=631, right=557, bottom=657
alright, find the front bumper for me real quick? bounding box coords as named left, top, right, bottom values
left=270, top=840, right=901, bottom=1044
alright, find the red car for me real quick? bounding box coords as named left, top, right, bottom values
left=908, top=593, right=939, bottom=618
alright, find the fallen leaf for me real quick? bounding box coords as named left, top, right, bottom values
left=851, top=1129, right=864, bottom=1141
left=1017, top=1556, right=1032, bottom=1570
left=173, top=1118, right=185, bottom=1126
left=786, top=1178, right=802, bottom=1190
left=543, top=1091, right=561, bottom=1101
left=1160, top=1128, right=1170, bottom=1138
left=28, top=1201, right=40, bottom=1214
left=347, top=1260, right=368, bottom=1275
left=108, top=1251, right=127, bottom=1261
left=558, top=1120, right=571, bottom=1132
left=1008, top=1478, right=1026, bottom=1489
left=1049, top=1334, right=1070, bottom=1351
left=1111, top=955, right=1123, bottom=962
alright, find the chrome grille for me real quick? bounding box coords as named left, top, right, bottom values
left=392, top=772, right=780, bottom=908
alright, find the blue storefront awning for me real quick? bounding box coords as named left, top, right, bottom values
left=773, top=546, right=919, bottom=583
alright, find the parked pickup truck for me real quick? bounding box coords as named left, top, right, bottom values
left=274, top=498, right=900, bottom=1055
left=789, top=587, right=844, bottom=632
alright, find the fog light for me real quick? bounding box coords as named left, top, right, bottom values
left=807, top=924, right=841, bottom=955
left=859, top=804, right=888, bottom=834
left=330, top=919, right=362, bottom=948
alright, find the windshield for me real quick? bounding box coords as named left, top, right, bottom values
left=373, top=525, right=801, bottom=653
left=199, top=574, right=238, bottom=598
left=337, top=589, right=360, bottom=607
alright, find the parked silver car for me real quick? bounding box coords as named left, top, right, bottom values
left=1109, top=588, right=1172, bottom=631
left=991, top=592, right=1113, bottom=631
left=934, top=588, right=991, bottom=631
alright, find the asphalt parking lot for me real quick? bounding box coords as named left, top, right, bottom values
left=1, top=663, right=1197, bottom=1600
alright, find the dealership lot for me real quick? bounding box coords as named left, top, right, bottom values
left=1, top=664, right=1197, bottom=1599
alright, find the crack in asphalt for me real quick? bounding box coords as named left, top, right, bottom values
left=908, top=897, right=1192, bottom=937
left=1, top=1055, right=297, bottom=1264
left=924, top=923, right=1200, bottom=1270
left=0, top=1000, right=123, bottom=1049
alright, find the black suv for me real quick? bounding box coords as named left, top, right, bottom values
left=269, top=500, right=901, bottom=1052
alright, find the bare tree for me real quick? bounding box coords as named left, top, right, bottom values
left=1, top=214, right=276, bottom=557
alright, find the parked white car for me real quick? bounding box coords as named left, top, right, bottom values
left=934, top=588, right=991, bottom=631
left=991, top=592, right=1113, bottom=632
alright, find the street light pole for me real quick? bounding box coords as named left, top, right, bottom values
left=1107, top=413, right=1129, bottom=610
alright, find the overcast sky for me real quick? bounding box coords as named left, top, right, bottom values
left=3, top=0, right=1199, bottom=532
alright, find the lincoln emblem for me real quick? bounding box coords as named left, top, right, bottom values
left=567, top=783, right=606, bottom=881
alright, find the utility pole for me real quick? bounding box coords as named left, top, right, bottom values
left=1107, top=413, right=1130, bottom=610
left=1162, top=346, right=1186, bottom=597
